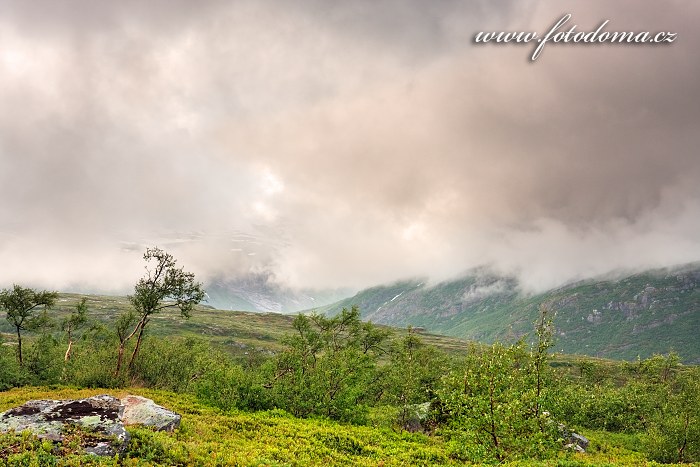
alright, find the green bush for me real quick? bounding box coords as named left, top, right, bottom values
left=379, top=330, right=449, bottom=431
left=195, top=358, right=273, bottom=412
left=0, top=347, right=22, bottom=390
left=267, top=309, right=389, bottom=424
left=129, top=337, right=212, bottom=392
left=437, top=342, right=558, bottom=463
left=551, top=381, right=658, bottom=433
left=23, top=334, right=64, bottom=385
left=644, top=369, right=700, bottom=463
left=61, top=332, right=125, bottom=388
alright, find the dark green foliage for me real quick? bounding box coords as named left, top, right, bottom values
left=199, top=348, right=278, bottom=412
left=24, top=334, right=63, bottom=383
left=129, top=336, right=274, bottom=413
left=380, top=328, right=449, bottom=430
left=268, top=307, right=389, bottom=423
left=314, top=433, right=366, bottom=456
left=194, top=361, right=249, bottom=412
left=550, top=353, right=681, bottom=433
left=130, top=337, right=213, bottom=392
left=551, top=381, right=653, bottom=433
left=644, top=369, right=700, bottom=463
left=550, top=353, right=700, bottom=463
left=61, top=325, right=124, bottom=389
left=0, top=341, right=21, bottom=390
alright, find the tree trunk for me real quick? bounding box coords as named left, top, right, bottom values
left=488, top=371, right=501, bottom=460
left=127, top=319, right=147, bottom=372
left=115, top=342, right=125, bottom=377
left=16, top=326, right=23, bottom=367
left=64, top=340, right=73, bottom=362
left=64, top=328, right=73, bottom=362
left=678, top=412, right=690, bottom=463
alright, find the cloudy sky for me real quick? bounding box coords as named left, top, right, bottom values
left=0, top=0, right=698, bottom=293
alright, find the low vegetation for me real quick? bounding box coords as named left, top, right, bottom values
left=1, top=249, right=698, bottom=465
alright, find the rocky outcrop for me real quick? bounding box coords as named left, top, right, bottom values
left=0, top=394, right=180, bottom=456
left=121, top=395, right=180, bottom=432
left=0, top=395, right=128, bottom=456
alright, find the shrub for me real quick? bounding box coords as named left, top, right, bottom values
left=23, top=334, right=64, bottom=385
left=130, top=337, right=212, bottom=392
left=0, top=343, right=22, bottom=390
left=437, top=342, right=558, bottom=462
left=267, top=308, right=389, bottom=424
left=644, top=369, right=700, bottom=463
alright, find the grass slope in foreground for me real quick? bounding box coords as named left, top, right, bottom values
left=0, top=387, right=660, bottom=466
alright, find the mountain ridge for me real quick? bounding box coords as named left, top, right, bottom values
left=309, top=263, right=700, bottom=363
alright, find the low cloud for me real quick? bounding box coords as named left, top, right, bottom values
left=0, top=0, right=698, bottom=294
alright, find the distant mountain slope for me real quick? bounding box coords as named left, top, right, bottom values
left=204, top=272, right=352, bottom=313
left=312, top=264, right=700, bottom=363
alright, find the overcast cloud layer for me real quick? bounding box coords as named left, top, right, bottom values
left=0, top=0, right=698, bottom=293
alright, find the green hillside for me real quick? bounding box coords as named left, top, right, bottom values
left=0, top=293, right=471, bottom=358
left=312, top=264, right=700, bottom=363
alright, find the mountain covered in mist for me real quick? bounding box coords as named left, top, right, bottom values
left=204, top=272, right=352, bottom=313
left=310, top=264, right=700, bottom=363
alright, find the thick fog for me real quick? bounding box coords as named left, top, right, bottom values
left=0, top=0, right=698, bottom=293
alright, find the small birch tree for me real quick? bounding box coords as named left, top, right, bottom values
left=0, top=285, right=58, bottom=366
left=116, top=247, right=205, bottom=376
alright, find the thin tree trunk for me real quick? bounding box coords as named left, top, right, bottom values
left=115, top=342, right=125, bottom=377
left=16, top=327, right=23, bottom=367
left=127, top=319, right=147, bottom=372
left=678, top=412, right=689, bottom=463
left=64, top=340, right=74, bottom=362
left=64, top=328, right=73, bottom=362
left=115, top=318, right=144, bottom=377
left=488, top=371, right=501, bottom=460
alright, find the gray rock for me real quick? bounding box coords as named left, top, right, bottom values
left=121, top=395, right=181, bottom=432
left=0, top=394, right=181, bottom=456
left=564, top=443, right=586, bottom=453
left=569, top=431, right=590, bottom=451
left=0, top=395, right=129, bottom=456
left=558, top=423, right=589, bottom=453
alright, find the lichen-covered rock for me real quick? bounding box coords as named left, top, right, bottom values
left=0, top=395, right=129, bottom=456
left=121, top=395, right=181, bottom=432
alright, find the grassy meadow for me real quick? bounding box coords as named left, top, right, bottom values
left=0, top=387, right=674, bottom=466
